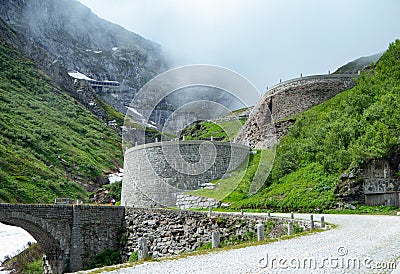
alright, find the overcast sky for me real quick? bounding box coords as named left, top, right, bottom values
left=77, top=0, right=400, bottom=92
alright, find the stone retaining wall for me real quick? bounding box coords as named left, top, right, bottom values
left=176, top=194, right=220, bottom=210
left=121, top=141, right=249, bottom=208
left=235, top=74, right=357, bottom=149
left=121, top=208, right=314, bottom=261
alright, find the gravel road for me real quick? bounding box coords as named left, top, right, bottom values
left=99, top=213, right=400, bottom=274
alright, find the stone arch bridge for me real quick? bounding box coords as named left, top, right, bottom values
left=0, top=204, right=124, bottom=273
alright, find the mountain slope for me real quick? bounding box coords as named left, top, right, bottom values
left=334, top=52, right=383, bottom=74
left=231, top=40, right=400, bottom=211
left=0, top=35, right=122, bottom=203
left=0, top=0, right=168, bottom=113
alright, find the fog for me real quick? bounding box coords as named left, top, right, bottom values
left=77, top=0, right=400, bottom=92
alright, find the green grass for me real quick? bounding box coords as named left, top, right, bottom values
left=95, top=99, right=125, bottom=128
left=231, top=163, right=338, bottom=211
left=234, top=40, right=400, bottom=211
left=323, top=205, right=398, bottom=215
left=128, top=251, right=139, bottom=262
left=187, top=148, right=275, bottom=202
left=90, top=181, right=122, bottom=204
left=183, top=118, right=246, bottom=141
left=187, top=152, right=253, bottom=200
left=195, top=242, right=212, bottom=251
left=85, top=249, right=121, bottom=270
left=0, top=41, right=123, bottom=203
left=192, top=205, right=399, bottom=215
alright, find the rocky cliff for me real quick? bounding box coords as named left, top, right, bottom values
left=0, top=0, right=168, bottom=114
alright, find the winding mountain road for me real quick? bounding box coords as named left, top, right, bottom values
left=99, top=213, right=400, bottom=274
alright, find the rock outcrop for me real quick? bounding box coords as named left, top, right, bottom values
left=336, top=150, right=400, bottom=206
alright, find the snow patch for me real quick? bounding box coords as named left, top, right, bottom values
left=68, top=71, right=94, bottom=81
left=93, top=50, right=102, bottom=54
left=108, top=173, right=123, bottom=184
left=0, top=224, right=35, bottom=264
left=126, top=106, right=143, bottom=117
left=112, top=47, right=118, bottom=51
left=107, top=168, right=124, bottom=184
left=146, top=123, right=157, bottom=129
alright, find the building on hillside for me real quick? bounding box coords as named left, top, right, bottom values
left=68, top=71, right=120, bottom=91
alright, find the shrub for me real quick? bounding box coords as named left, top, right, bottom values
left=87, top=249, right=121, bottom=269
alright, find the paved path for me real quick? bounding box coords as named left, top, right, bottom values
left=100, top=213, right=400, bottom=274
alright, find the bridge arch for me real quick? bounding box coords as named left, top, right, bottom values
left=0, top=204, right=125, bottom=273
left=0, top=205, right=72, bottom=273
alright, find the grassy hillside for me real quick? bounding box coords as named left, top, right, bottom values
left=182, top=108, right=250, bottom=141
left=188, top=148, right=275, bottom=202
left=182, top=119, right=246, bottom=141
left=231, top=40, right=400, bottom=211
left=0, top=42, right=123, bottom=203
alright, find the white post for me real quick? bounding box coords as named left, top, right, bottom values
left=310, top=214, right=315, bottom=230
left=138, top=237, right=149, bottom=261
left=321, top=216, right=325, bottom=228
left=288, top=221, right=293, bottom=236
left=256, top=224, right=265, bottom=241
left=212, top=231, right=220, bottom=248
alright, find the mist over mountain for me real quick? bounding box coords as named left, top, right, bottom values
left=0, top=0, right=168, bottom=114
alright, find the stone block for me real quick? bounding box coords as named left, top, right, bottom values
left=211, top=231, right=220, bottom=248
